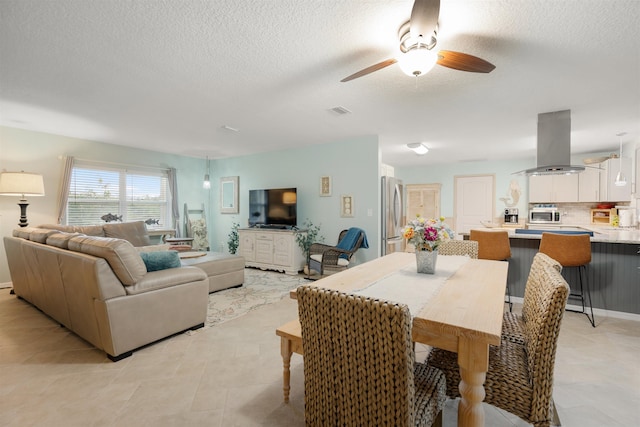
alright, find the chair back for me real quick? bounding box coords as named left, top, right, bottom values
left=539, top=232, right=591, bottom=267
left=469, top=229, right=511, bottom=260
left=336, top=229, right=365, bottom=260
left=297, top=285, right=415, bottom=426
left=521, top=259, right=569, bottom=418
left=521, top=253, right=562, bottom=323
left=438, top=240, right=479, bottom=258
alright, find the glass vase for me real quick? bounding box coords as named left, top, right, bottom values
left=415, top=249, right=438, bottom=274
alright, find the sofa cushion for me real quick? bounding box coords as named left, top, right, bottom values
left=103, top=221, right=151, bottom=247
left=13, top=227, right=38, bottom=239
left=140, top=251, right=181, bottom=272
left=68, top=235, right=147, bottom=286
left=39, top=224, right=105, bottom=236
left=136, top=243, right=171, bottom=253
left=28, top=228, right=60, bottom=244
left=46, top=231, right=84, bottom=249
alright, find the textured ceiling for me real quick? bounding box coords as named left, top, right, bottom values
left=1, top=0, right=639, bottom=168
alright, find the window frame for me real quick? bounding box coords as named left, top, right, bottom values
left=65, top=160, right=172, bottom=229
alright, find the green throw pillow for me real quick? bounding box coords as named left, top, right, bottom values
left=140, top=250, right=181, bottom=272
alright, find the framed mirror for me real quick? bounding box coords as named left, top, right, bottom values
left=220, top=176, right=239, bottom=214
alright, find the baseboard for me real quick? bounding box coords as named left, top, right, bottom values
left=0, top=282, right=12, bottom=289
left=510, top=296, right=640, bottom=321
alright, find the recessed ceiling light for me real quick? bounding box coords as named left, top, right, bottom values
left=407, top=142, right=429, bottom=155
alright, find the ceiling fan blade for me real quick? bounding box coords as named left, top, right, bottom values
left=437, top=50, right=496, bottom=73
left=341, top=58, right=398, bottom=82
left=410, top=0, right=440, bottom=39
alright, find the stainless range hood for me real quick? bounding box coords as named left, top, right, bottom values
left=514, top=109, right=585, bottom=175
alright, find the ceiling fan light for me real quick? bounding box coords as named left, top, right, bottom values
left=398, top=48, right=438, bottom=77
left=407, top=142, right=429, bottom=155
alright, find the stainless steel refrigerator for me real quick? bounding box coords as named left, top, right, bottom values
left=381, top=176, right=405, bottom=255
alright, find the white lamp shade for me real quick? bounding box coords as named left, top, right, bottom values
left=614, top=171, right=627, bottom=187
left=202, top=174, right=211, bottom=189
left=398, top=48, right=438, bottom=77
left=0, top=172, right=45, bottom=197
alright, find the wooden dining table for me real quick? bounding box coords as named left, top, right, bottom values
left=290, top=251, right=508, bottom=427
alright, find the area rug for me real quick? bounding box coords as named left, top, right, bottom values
left=204, top=268, right=309, bottom=327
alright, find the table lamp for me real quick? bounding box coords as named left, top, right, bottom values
left=0, top=171, right=45, bottom=227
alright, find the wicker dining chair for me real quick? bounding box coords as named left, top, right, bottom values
left=426, top=257, right=570, bottom=427
left=437, top=240, right=478, bottom=258
left=297, top=285, right=447, bottom=427
left=502, top=252, right=562, bottom=345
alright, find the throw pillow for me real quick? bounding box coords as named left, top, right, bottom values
left=139, top=250, right=181, bottom=272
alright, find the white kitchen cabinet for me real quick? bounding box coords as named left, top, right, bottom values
left=528, top=174, right=579, bottom=203
left=237, top=228, right=305, bottom=275
left=578, top=166, right=601, bottom=202
left=599, top=157, right=632, bottom=202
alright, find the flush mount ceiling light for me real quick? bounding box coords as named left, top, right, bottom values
left=407, top=142, right=429, bottom=155
left=614, top=132, right=627, bottom=187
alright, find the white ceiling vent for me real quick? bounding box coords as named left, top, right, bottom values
left=329, top=106, right=352, bottom=115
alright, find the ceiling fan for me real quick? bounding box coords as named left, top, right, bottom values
left=341, top=0, right=495, bottom=82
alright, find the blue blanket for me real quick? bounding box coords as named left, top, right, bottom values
left=336, top=227, right=369, bottom=258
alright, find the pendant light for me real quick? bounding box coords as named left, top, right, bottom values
left=203, top=156, right=211, bottom=189
left=614, top=132, right=627, bottom=187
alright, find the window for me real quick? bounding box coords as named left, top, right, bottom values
left=66, top=161, right=171, bottom=228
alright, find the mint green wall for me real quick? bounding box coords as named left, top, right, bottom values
left=396, top=151, right=634, bottom=222
left=397, top=159, right=535, bottom=220
left=3, top=124, right=632, bottom=285
left=0, top=126, right=207, bottom=283
left=207, top=136, right=380, bottom=266
left=0, top=127, right=380, bottom=283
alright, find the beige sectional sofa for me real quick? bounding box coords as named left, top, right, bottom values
left=38, top=221, right=246, bottom=293
left=4, top=224, right=209, bottom=361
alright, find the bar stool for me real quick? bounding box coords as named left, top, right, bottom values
left=539, top=232, right=595, bottom=327
left=469, top=229, right=513, bottom=311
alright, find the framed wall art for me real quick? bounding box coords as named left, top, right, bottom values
left=320, top=175, right=332, bottom=197
left=220, top=176, right=239, bottom=214
left=340, top=194, right=354, bottom=217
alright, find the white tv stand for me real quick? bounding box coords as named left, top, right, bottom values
left=238, top=228, right=306, bottom=275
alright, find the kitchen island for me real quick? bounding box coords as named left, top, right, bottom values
left=463, top=226, right=639, bottom=316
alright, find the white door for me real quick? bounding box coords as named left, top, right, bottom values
left=455, top=175, right=495, bottom=234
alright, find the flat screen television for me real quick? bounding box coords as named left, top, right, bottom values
left=248, top=188, right=297, bottom=228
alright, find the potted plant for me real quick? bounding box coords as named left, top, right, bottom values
left=227, top=222, right=240, bottom=254
left=295, top=219, right=324, bottom=274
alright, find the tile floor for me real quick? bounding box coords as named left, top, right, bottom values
left=0, top=287, right=638, bottom=426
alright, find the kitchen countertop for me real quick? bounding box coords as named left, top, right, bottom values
left=464, top=224, right=640, bottom=244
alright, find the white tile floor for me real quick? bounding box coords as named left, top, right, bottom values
left=1, top=287, right=638, bottom=426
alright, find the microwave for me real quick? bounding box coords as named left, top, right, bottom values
left=529, top=207, right=561, bottom=224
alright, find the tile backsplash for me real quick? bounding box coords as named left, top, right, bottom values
left=552, top=202, right=630, bottom=225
